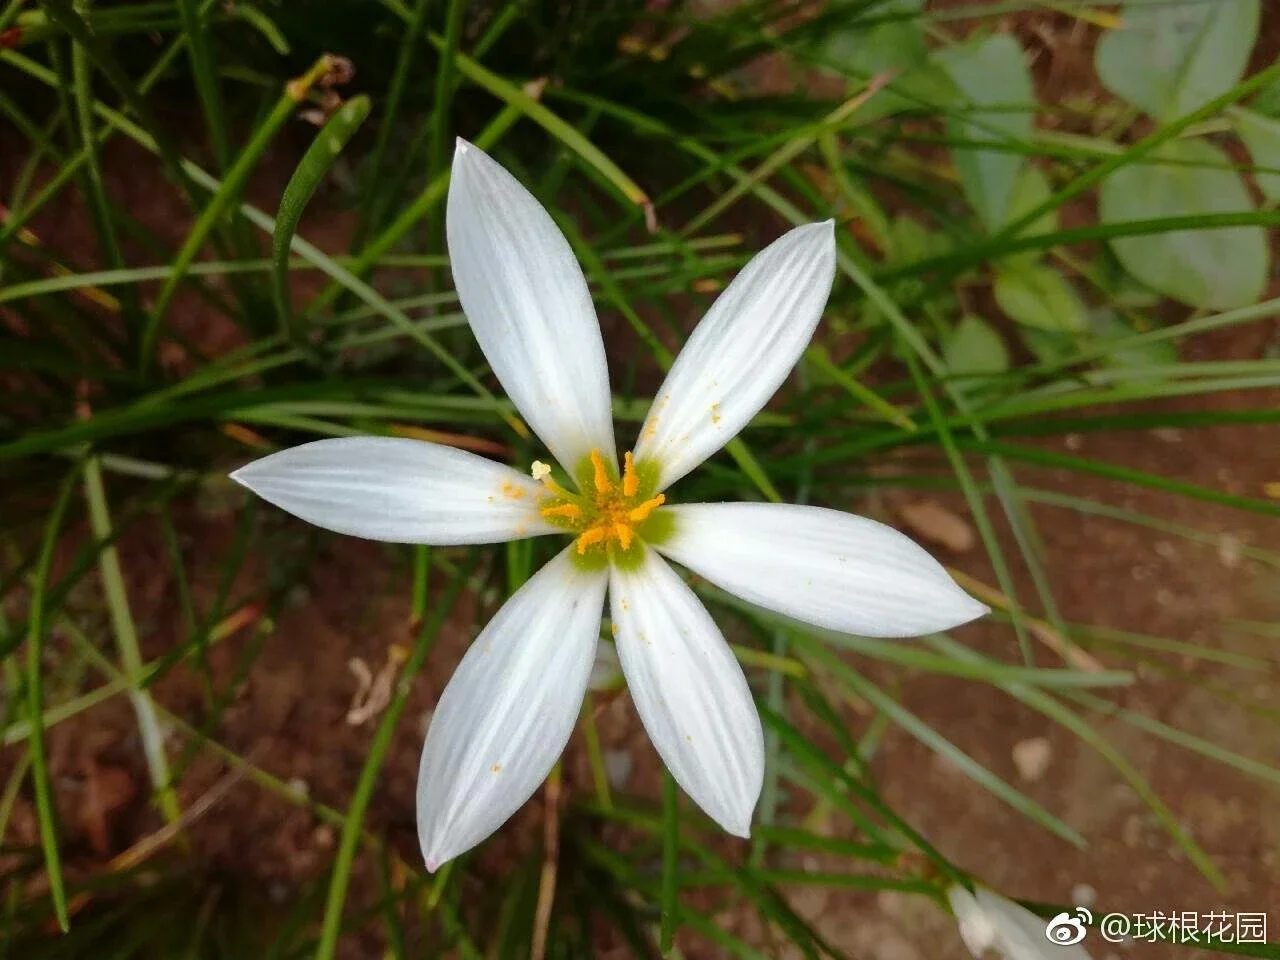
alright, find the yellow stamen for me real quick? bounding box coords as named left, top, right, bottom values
left=576, top=527, right=610, bottom=555
left=541, top=448, right=668, bottom=557
left=542, top=503, right=583, bottom=520
left=628, top=494, right=665, bottom=523
left=590, top=449, right=612, bottom=496
left=614, top=524, right=634, bottom=550
left=622, top=451, right=639, bottom=497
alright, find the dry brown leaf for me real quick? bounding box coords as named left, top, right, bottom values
left=897, top=500, right=976, bottom=553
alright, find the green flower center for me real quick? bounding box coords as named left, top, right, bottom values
left=537, top=449, right=672, bottom=569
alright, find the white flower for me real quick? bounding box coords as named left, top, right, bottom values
left=231, top=139, right=989, bottom=871
left=948, top=886, right=1093, bottom=960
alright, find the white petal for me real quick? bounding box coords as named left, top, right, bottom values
left=633, top=221, right=836, bottom=490
left=609, top=548, right=763, bottom=836
left=950, top=886, right=1093, bottom=960
left=948, top=886, right=999, bottom=958
left=447, top=139, right=616, bottom=476
left=417, top=548, right=607, bottom=869
left=656, top=503, right=989, bottom=638
left=230, top=437, right=556, bottom=545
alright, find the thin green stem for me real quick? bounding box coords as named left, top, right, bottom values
left=82, top=456, right=182, bottom=825
left=24, top=466, right=81, bottom=932
left=660, top=771, right=679, bottom=956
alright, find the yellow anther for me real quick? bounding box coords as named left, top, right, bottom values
left=542, top=503, right=583, bottom=521
left=622, top=451, right=639, bottom=497
left=576, top=527, right=610, bottom=555
left=590, top=448, right=612, bottom=496
left=628, top=494, right=665, bottom=523
left=614, top=524, right=634, bottom=550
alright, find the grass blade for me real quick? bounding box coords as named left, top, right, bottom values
left=304, top=97, right=530, bottom=321
left=175, top=0, right=229, bottom=169
left=660, top=771, right=679, bottom=956
left=24, top=466, right=81, bottom=932
left=797, top=639, right=1086, bottom=848
left=927, top=635, right=1228, bottom=891
left=272, top=95, right=371, bottom=344
left=82, top=456, right=182, bottom=826
left=379, top=0, right=653, bottom=221
left=355, top=0, right=430, bottom=246
left=139, top=54, right=337, bottom=372
left=425, top=0, right=469, bottom=195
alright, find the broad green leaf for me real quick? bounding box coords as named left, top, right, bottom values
left=1231, top=107, right=1280, bottom=202
left=815, top=0, right=954, bottom=119
left=818, top=0, right=928, bottom=77
left=935, top=34, right=1034, bottom=231
left=1002, top=164, right=1059, bottom=266
left=871, top=216, right=953, bottom=328
left=1018, top=327, right=1077, bottom=365
left=1099, top=139, right=1267, bottom=310
left=1099, top=257, right=1164, bottom=309
left=890, top=214, right=950, bottom=264
left=1252, top=74, right=1280, bottom=117
left=944, top=315, right=1009, bottom=378
left=1095, top=0, right=1259, bottom=122
left=1089, top=309, right=1178, bottom=370
left=993, top=262, right=1088, bottom=332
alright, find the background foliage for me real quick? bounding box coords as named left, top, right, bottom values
left=1, top=0, right=1278, bottom=956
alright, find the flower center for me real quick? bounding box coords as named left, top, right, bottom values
left=537, top=449, right=665, bottom=557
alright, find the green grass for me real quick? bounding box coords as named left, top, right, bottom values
left=2, top=0, right=1279, bottom=956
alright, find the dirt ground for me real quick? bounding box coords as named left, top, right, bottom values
left=4, top=6, right=1280, bottom=959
